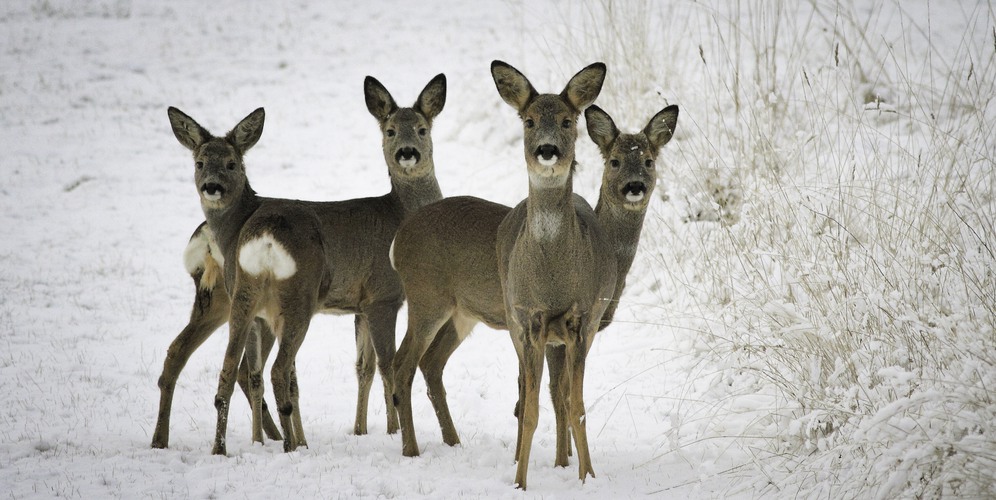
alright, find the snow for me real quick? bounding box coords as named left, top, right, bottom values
left=2, top=0, right=994, bottom=499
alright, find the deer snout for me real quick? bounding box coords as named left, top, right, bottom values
left=201, top=182, right=226, bottom=201
left=395, top=147, right=421, bottom=168
left=622, top=181, right=647, bottom=203
left=534, top=145, right=561, bottom=166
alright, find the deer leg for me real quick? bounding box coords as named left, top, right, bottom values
left=546, top=344, right=572, bottom=467
left=513, top=313, right=547, bottom=490
left=365, top=303, right=402, bottom=435
left=240, top=320, right=283, bottom=441
left=212, top=285, right=258, bottom=456
left=352, top=315, right=376, bottom=436
left=271, top=314, right=311, bottom=453
left=152, top=272, right=229, bottom=449
left=393, top=308, right=450, bottom=457
left=289, top=360, right=307, bottom=449
left=243, top=322, right=265, bottom=445
left=513, top=346, right=525, bottom=461
left=567, top=319, right=595, bottom=482
left=419, top=319, right=466, bottom=447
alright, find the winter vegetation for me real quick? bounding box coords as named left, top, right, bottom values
left=566, top=1, right=996, bottom=497
left=1, top=0, right=992, bottom=498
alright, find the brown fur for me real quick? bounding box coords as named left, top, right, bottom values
left=492, top=60, right=615, bottom=489
left=392, top=61, right=613, bottom=490
left=152, top=74, right=446, bottom=453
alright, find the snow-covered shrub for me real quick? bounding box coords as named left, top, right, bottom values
left=550, top=0, right=996, bottom=496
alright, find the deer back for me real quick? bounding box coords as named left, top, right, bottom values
left=391, top=195, right=511, bottom=329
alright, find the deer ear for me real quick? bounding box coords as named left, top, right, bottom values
left=584, top=105, right=618, bottom=153
left=168, top=107, right=211, bottom=151
left=562, top=62, right=606, bottom=111
left=364, top=76, right=398, bottom=122
left=415, top=73, right=447, bottom=122
left=228, top=107, right=265, bottom=153
left=491, top=60, right=536, bottom=112
left=644, top=105, right=679, bottom=151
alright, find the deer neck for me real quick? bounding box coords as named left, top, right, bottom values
left=595, top=193, right=646, bottom=276
left=388, top=166, right=443, bottom=216
left=525, top=165, right=579, bottom=243
left=202, top=183, right=261, bottom=258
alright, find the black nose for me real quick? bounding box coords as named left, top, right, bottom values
left=395, top=147, right=421, bottom=164
left=201, top=183, right=225, bottom=196
left=535, top=145, right=560, bottom=160
left=623, top=181, right=647, bottom=197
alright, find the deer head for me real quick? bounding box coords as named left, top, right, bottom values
left=167, top=107, right=264, bottom=211
left=586, top=104, right=678, bottom=211
left=491, top=61, right=606, bottom=189
left=364, top=74, right=447, bottom=181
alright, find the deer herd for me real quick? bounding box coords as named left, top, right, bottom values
left=152, top=61, right=678, bottom=490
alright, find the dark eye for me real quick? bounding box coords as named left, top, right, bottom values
left=644, top=159, right=653, bottom=168
left=524, top=119, right=535, bottom=128
left=195, top=161, right=204, bottom=169
left=610, top=159, right=620, bottom=168
left=561, top=119, right=571, bottom=129
left=386, top=129, right=396, bottom=137
left=418, top=128, right=427, bottom=136
left=227, top=162, right=236, bottom=171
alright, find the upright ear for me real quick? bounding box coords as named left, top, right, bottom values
left=491, top=60, right=536, bottom=112
left=562, top=62, right=606, bottom=111
left=364, top=76, right=398, bottom=123
left=227, top=107, right=265, bottom=153
left=415, top=73, right=447, bottom=122
left=168, top=107, right=211, bottom=151
left=584, top=105, right=618, bottom=153
left=644, top=105, right=679, bottom=151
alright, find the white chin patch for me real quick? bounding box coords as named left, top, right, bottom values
left=538, top=155, right=558, bottom=167
left=626, top=192, right=645, bottom=203
left=399, top=158, right=417, bottom=168
left=202, top=191, right=222, bottom=202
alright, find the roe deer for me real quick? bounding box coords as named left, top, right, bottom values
left=544, top=103, right=679, bottom=467
left=161, top=74, right=446, bottom=454
left=150, top=222, right=282, bottom=449
left=389, top=103, right=678, bottom=466
left=490, top=60, right=615, bottom=489
left=390, top=196, right=509, bottom=457
left=391, top=61, right=609, bottom=489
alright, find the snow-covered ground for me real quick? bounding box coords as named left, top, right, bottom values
left=1, top=1, right=993, bottom=498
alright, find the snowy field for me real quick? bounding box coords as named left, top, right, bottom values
left=1, top=0, right=994, bottom=498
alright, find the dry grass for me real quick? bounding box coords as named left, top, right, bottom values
left=545, top=0, right=996, bottom=496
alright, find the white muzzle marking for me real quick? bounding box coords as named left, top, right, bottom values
left=538, top=155, right=558, bottom=167
left=626, top=192, right=645, bottom=203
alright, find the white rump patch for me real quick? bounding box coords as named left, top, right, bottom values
left=238, top=233, right=297, bottom=280
left=182, top=232, right=210, bottom=275
left=530, top=209, right=562, bottom=240
left=626, top=191, right=645, bottom=203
